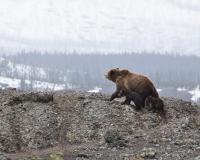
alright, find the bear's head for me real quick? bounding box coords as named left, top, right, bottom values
left=105, top=68, right=120, bottom=82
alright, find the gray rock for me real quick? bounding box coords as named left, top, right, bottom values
left=140, top=147, right=156, bottom=159
left=104, top=129, right=128, bottom=147
left=0, top=152, right=9, bottom=160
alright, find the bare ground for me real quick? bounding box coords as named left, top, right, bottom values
left=0, top=89, right=200, bottom=160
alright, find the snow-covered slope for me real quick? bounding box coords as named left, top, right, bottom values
left=0, top=0, right=200, bottom=55
left=189, top=85, right=200, bottom=103
left=0, top=76, right=66, bottom=91
left=0, top=57, right=46, bottom=79
left=0, top=76, right=20, bottom=89
left=0, top=57, right=72, bottom=91
left=7, top=60, right=46, bottom=79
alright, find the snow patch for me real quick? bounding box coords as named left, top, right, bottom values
left=65, top=83, right=73, bottom=89
left=0, top=57, right=5, bottom=62
left=0, top=76, right=20, bottom=88
left=32, top=80, right=65, bottom=91
left=0, top=76, right=67, bottom=91
left=188, top=85, right=200, bottom=102
left=177, top=87, right=187, bottom=91
left=88, top=87, right=102, bottom=93
left=157, top=88, right=162, bottom=92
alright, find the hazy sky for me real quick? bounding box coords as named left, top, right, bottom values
left=0, top=0, right=200, bottom=55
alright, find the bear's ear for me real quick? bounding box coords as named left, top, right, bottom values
left=120, top=69, right=129, bottom=76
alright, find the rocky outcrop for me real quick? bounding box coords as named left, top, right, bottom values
left=0, top=90, right=200, bottom=160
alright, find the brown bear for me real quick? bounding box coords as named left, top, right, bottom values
left=105, top=68, right=159, bottom=110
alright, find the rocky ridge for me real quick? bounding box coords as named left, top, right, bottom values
left=0, top=89, right=200, bottom=160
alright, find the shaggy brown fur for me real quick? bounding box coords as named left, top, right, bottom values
left=105, top=68, right=159, bottom=109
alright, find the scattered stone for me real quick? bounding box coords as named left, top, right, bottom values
left=161, top=137, right=172, bottom=142
left=104, top=129, right=127, bottom=147
left=0, top=152, right=9, bottom=160
left=149, top=138, right=158, bottom=144
left=50, top=152, right=64, bottom=160
left=196, top=146, right=200, bottom=150
left=174, top=140, right=184, bottom=145
left=83, top=99, right=91, bottom=106
left=140, top=147, right=156, bottom=159
left=0, top=90, right=200, bottom=159
left=30, top=156, right=43, bottom=160
left=77, top=153, right=89, bottom=159
left=155, top=144, right=160, bottom=147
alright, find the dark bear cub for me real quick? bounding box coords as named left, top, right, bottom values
left=118, top=90, right=144, bottom=110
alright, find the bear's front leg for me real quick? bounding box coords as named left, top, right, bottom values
left=110, top=85, right=122, bottom=101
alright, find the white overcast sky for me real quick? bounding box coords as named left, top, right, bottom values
left=0, top=0, right=200, bottom=55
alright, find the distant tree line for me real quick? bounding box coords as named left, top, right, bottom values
left=3, top=51, right=200, bottom=92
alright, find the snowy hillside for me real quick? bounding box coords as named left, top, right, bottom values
left=0, top=57, right=47, bottom=80
left=0, top=0, right=200, bottom=55
left=0, top=76, right=66, bottom=91
left=0, top=57, right=72, bottom=91
left=1, top=54, right=200, bottom=103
